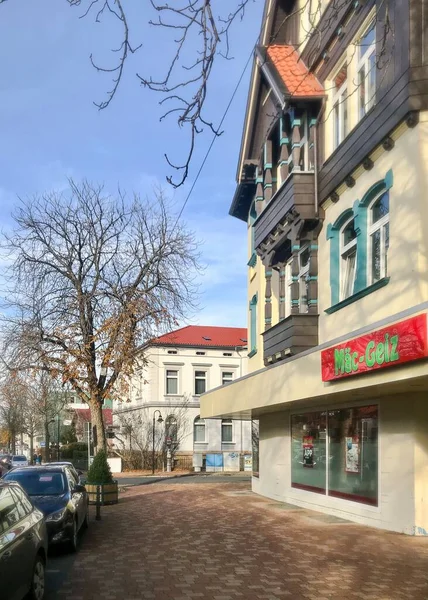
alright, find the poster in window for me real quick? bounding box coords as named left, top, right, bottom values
left=345, top=435, right=360, bottom=473
left=303, top=435, right=314, bottom=468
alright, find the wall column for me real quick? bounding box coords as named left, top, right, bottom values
left=264, top=141, right=273, bottom=204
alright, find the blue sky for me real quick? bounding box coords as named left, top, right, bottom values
left=0, top=1, right=263, bottom=328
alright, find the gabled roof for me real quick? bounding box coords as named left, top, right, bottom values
left=150, top=326, right=248, bottom=349
left=73, top=408, right=113, bottom=427
left=266, top=45, right=324, bottom=98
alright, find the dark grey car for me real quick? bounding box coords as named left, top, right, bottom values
left=0, top=481, right=48, bottom=600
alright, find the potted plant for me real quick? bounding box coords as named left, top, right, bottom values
left=85, top=450, right=118, bottom=505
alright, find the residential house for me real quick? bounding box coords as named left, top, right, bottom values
left=201, top=0, right=428, bottom=533
left=113, top=326, right=251, bottom=471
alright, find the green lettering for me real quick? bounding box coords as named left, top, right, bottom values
left=375, top=342, right=385, bottom=365
left=384, top=334, right=390, bottom=363
left=390, top=335, right=400, bottom=361
left=334, top=349, right=345, bottom=375
left=366, top=340, right=376, bottom=367
left=352, top=352, right=359, bottom=371
left=344, top=348, right=352, bottom=373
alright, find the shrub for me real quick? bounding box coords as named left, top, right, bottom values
left=86, top=450, right=114, bottom=484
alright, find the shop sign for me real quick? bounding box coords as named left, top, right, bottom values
left=321, top=314, right=428, bottom=382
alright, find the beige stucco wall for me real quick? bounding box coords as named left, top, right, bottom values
left=319, top=118, right=428, bottom=345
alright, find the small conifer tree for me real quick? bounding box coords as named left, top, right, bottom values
left=86, top=450, right=113, bottom=484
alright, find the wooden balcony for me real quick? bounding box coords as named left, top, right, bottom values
left=254, top=172, right=316, bottom=260
left=262, top=313, right=319, bottom=364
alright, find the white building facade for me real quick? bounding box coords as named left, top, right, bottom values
left=113, top=326, right=252, bottom=471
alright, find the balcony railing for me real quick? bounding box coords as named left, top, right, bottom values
left=262, top=313, right=319, bottom=364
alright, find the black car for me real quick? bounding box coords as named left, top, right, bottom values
left=3, top=466, right=89, bottom=552
left=0, top=480, right=48, bottom=600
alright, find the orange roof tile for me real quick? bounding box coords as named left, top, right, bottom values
left=266, top=45, right=324, bottom=98
left=151, top=325, right=247, bottom=348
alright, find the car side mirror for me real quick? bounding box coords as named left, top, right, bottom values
left=77, top=470, right=83, bottom=476
left=73, top=484, right=86, bottom=494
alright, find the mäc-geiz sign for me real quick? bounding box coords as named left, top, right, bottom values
left=321, top=314, right=428, bottom=382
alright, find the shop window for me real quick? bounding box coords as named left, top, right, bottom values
left=328, top=405, right=378, bottom=505
left=357, top=20, right=376, bottom=119
left=221, top=419, right=233, bottom=443
left=166, top=370, right=178, bottom=395
left=291, top=412, right=327, bottom=494
left=252, top=420, right=259, bottom=478
left=194, top=371, right=206, bottom=395
left=369, top=192, right=389, bottom=284
left=194, top=416, right=206, bottom=443
left=222, top=371, right=233, bottom=385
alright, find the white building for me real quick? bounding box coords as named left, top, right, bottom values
left=113, top=325, right=252, bottom=471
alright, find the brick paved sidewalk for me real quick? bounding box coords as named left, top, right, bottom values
left=55, top=481, right=428, bottom=600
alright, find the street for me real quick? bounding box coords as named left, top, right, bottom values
left=45, top=477, right=428, bottom=600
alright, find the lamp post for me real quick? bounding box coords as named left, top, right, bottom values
left=152, top=410, right=164, bottom=475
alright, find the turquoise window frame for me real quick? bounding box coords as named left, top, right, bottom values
left=247, top=201, right=258, bottom=267
left=326, top=169, right=393, bottom=310
left=249, top=293, right=258, bottom=357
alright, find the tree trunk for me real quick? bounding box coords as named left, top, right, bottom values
left=45, top=421, right=50, bottom=463
left=90, top=401, right=107, bottom=454
left=30, top=434, right=34, bottom=465
left=11, top=429, right=16, bottom=455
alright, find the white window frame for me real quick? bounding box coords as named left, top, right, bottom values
left=357, top=19, right=376, bottom=120
left=194, top=417, right=206, bottom=443
left=332, top=63, right=348, bottom=150
left=340, top=217, right=357, bottom=301
left=194, top=370, right=207, bottom=396
left=298, top=244, right=310, bottom=314
left=368, top=192, right=389, bottom=284
left=165, top=369, right=179, bottom=395
left=221, top=419, right=234, bottom=443
left=221, top=371, right=234, bottom=386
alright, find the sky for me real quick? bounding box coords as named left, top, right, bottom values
left=0, top=0, right=264, bottom=329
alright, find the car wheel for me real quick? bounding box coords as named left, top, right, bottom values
left=82, top=503, right=89, bottom=529
left=69, top=519, right=78, bottom=553
left=28, top=554, right=45, bottom=600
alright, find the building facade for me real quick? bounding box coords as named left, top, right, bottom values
left=113, top=326, right=252, bottom=471
left=201, top=0, right=428, bottom=533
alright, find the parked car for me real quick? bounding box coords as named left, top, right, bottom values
left=0, top=480, right=48, bottom=600
left=11, top=455, right=29, bottom=468
left=3, top=466, right=89, bottom=552
left=48, top=461, right=84, bottom=483
left=0, top=455, right=12, bottom=477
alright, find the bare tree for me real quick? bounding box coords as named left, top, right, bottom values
left=0, top=181, right=200, bottom=454
left=0, top=373, right=26, bottom=455
left=115, top=398, right=192, bottom=471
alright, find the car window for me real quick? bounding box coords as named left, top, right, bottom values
left=65, top=467, right=78, bottom=487
left=12, top=456, right=27, bottom=462
left=10, top=487, right=33, bottom=516
left=0, top=487, right=22, bottom=534
left=4, top=471, right=66, bottom=496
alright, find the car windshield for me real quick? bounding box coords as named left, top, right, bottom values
left=4, top=470, right=66, bottom=496
left=12, top=456, right=27, bottom=461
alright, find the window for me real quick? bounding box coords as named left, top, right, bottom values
left=357, top=20, right=376, bottom=119
left=0, top=487, right=22, bottom=534
left=166, top=370, right=178, bottom=395
left=223, top=352, right=232, bottom=357
left=369, top=192, right=389, bottom=283
left=167, top=350, right=177, bottom=355
left=298, top=245, right=310, bottom=313
left=249, top=294, right=258, bottom=355
left=196, top=351, right=206, bottom=356
left=252, top=420, right=259, bottom=478
left=194, top=371, right=206, bottom=395
left=222, top=372, right=233, bottom=385
left=221, top=419, right=233, bottom=443
left=291, top=405, right=378, bottom=506
left=340, top=218, right=357, bottom=300
left=332, top=64, right=348, bottom=149
left=165, top=415, right=178, bottom=443
left=194, top=416, right=206, bottom=443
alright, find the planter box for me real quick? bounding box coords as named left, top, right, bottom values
left=86, top=481, right=119, bottom=505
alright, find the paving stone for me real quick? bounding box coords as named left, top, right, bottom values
left=51, top=480, right=428, bottom=599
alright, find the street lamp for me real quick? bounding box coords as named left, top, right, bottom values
left=152, top=410, right=164, bottom=475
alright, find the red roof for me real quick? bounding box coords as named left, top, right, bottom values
left=73, top=408, right=113, bottom=427
left=151, top=326, right=247, bottom=348
left=267, top=45, right=324, bottom=98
